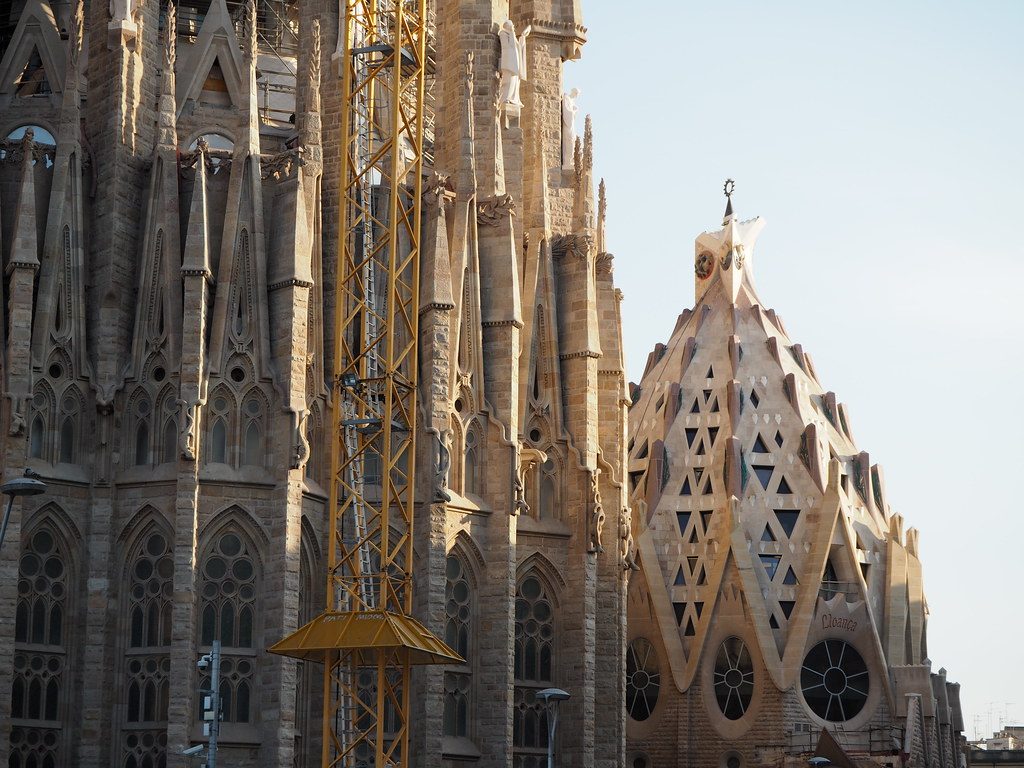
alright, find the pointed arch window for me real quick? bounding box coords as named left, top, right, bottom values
left=443, top=553, right=473, bottom=740
left=207, top=393, right=231, bottom=465
left=538, top=459, right=557, bottom=520
left=294, top=543, right=318, bottom=768
left=133, top=397, right=152, bottom=466
left=120, top=528, right=172, bottom=768
left=464, top=427, right=481, bottom=497
left=513, top=573, right=556, bottom=766
left=241, top=394, right=264, bottom=468
left=10, top=523, right=72, bottom=768
left=198, top=528, right=260, bottom=725
left=29, top=388, right=53, bottom=461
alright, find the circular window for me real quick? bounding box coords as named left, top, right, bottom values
left=626, top=638, right=660, bottom=721
left=800, top=639, right=869, bottom=722
left=713, top=637, right=754, bottom=720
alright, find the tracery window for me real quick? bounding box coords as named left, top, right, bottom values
left=29, top=386, right=52, bottom=460
left=537, top=459, right=556, bottom=520
left=443, top=554, right=472, bottom=739
left=464, top=428, right=480, bottom=496
left=10, top=524, right=72, bottom=768
left=513, top=574, right=555, bottom=768
left=626, top=638, right=660, bottom=722
left=133, top=396, right=152, bottom=466
left=197, top=529, right=259, bottom=725
left=800, top=640, right=869, bottom=722
left=57, top=392, right=79, bottom=464
left=121, top=528, right=173, bottom=768
left=207, top=389, right=232, bottom=465
left=713, top=637, right=754, bottom=720
left=294, top=545, right=316, bottom=768
left=240, top=394, right=264, bottom=467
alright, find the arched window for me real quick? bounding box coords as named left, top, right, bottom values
left=198, top=527, right=259, bottom=724
left=538, top=459, right=557, bottom=520
left=121, top=527, right=172, bottom=768
left=241, top=394, right=263, bottom=467
left=28, top=386, right=53, bottom=461
left=207, top=392, right=231, bottom=465
left=464, top=428, right=480, bottom=496
left=133, top=397, right=152, bottom=466
left=57, top=391, right=80, bottom=465
left=443, top=554, right=472, bottom=739
left=294, top=542, right=317, bottom=768
left=10, top=523, right=72, bottom=768
left=513, top=573, right=555, bottom=766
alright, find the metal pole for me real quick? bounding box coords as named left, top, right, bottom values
left=0, top=495, right=14, bottom=552
left=209, top=640, right=221, bottom=768
left=546, top=700, right=559, bottom=768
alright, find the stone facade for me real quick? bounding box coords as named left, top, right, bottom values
left=624, top=201, right=964, bottom=768
left=0, top=0, right=628, bottom=766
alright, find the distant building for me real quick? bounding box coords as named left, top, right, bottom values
left=970, top=728, right=1024, bottom=768
left=623, top=197, right=964, bottom=768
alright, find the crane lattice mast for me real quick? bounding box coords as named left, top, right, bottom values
left=270, top=1, right=460, bottom=766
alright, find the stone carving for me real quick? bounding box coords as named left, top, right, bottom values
left=6, top=394, right=27, bottom=436
left=109, top=0, right=138, bottom=26
left=176, top=399, right=197, bottom=460
left=423, top=172, right=455, bottom=207
left=497, top=20, right=531, bottom=107
left=477, top=194, right=516, bottom=226
left=108, top=0, right=140, bottom=48
left=552, top=233, right=592, bottom=261
left=695, top=250, right=714, bottom=279
left=561, top=88, right=580, bottom=168
left=589, top=468, right=605, bottom=553
left=514, top=448, right=547, bottom=516
left=291, top=410, right=310, bottom=470
left=619, top=507, right=639, bottom=571
left=432, top=431, right=452, bottom=503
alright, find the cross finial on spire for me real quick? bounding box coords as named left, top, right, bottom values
left=723, top=178, right=735, bottom=224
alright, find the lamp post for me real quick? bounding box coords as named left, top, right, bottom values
left=536, top=687, right=570, bottom=768
left=0, top=469, right=47, bottom=551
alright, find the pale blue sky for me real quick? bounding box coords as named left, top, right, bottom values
left=570, top=1, right=1024, bottom=738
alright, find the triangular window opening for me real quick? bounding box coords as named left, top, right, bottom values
left=676, top=512, right=690, bottom=536
left=697, top=566, right=707, bottom=586
left=774, top=430, right=784, bottom=447
left=694, top=601, right=704, bottom=618
left=700, top=475, right=712, bottom=496
left=776, top=476, right=793, bottom=494
left=759, top=554, right=781, bottom=580
left=700, top=510, right=713, bottom=533
left=689, top=527, right=700, bottom=544
left=761, top=524, right=776, bottom=543
left=636, top=441, right=649, bottom=460
left=750, top=390, right=760, bottom=409
left=782, top=566, right=799, bottom=585
left=203, top=58, right=229, bottom=92
left=696, top=439, right=706, bottom=456
left=706, top=366, right=714, bottom=379
left=752, top=465, right=774, bottom=489
left=690, top=398, right=700, bottom=414
left=673, top=602, right=685, bottom=626
left=680, top=477, right=692, bottom=496
left=710, top=397, right=720, bottom=413
left=774, top=510, right=800, bottom=538
left=769, top=614, right=780, bottom=629
left=752, top=434, right=770, bottom=453
left=779, top=600, right=795, bottom=619
left=684, top=617, right=696, bottom=637
left=860, top=562, right=870, bottom=582
left=693, top=467, right=704, bottom=484
left=16, top=47, right=52, bottom=97
left=687, top=556, right=699, bottom=576
left=674, top=567, right=686, bottom=586
left=703, top=389, right=713, bottom=404
left=708, top=427, right=719, bottom=446
left=685, top=428, right=698, bottom=448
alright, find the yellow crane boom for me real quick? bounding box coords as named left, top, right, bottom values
left=270, top=1, right=460, bottom=765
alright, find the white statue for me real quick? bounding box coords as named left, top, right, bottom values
left=497, top=20, right=531, bottom=107
left=108, top=0, right=136, bottom=25
left=561, top=88, right=580, bottom=168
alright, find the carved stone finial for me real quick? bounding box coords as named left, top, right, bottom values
left=244, top=0, right=258, bottom=61
left=598, top=178, right=606, bottom=221
left=583, top=114, right=593, bottom=171
left=310, top=18, right=321, bottom=89
left=164, top=0, right=177, bottom=70
left=572, top=136, right=582, bottom=185
left=70, top=0, right=85, bottom=66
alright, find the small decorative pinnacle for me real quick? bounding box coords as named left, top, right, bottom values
left=723, top=178, right=735, bottom=223
left=70, top=0, right=84, bottom=66
left=164, top=1, right=177, bottom=70
left=244, top=0, right=258, bottom=61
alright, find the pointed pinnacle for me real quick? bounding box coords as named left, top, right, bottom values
left=583, top=114, right=593, bottom=172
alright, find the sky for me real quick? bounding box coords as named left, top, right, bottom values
left=569, top=1, right=1024, bottom=739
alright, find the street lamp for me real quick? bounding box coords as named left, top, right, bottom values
left=0, top=469, right=47, bottom=551
left=536, top=687, right=570, bottom=768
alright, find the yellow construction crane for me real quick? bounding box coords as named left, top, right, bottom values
left=270, top=1, right=460, bottom=766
